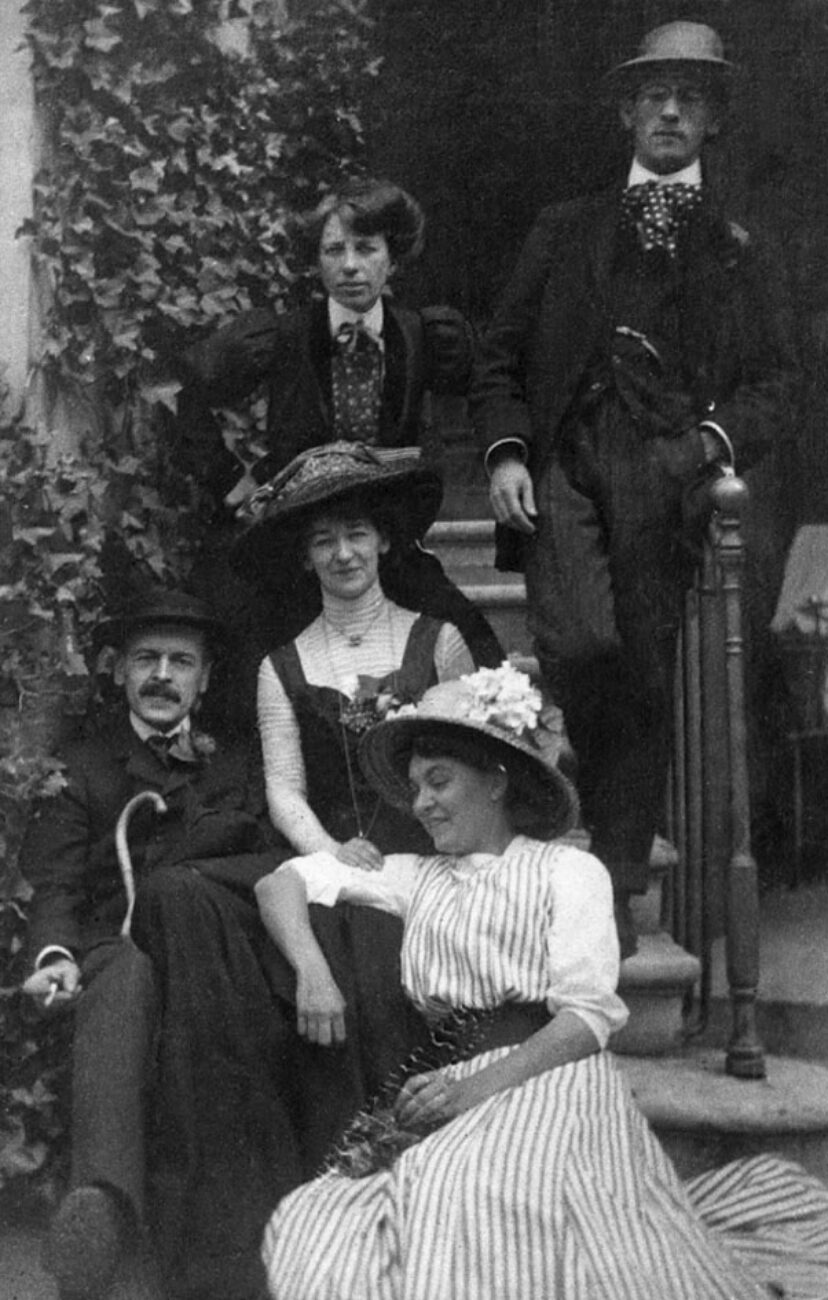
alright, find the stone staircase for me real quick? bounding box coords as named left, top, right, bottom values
left=426, top=515, right=828, bottom=1179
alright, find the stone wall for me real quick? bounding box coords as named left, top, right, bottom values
left=0, top=3, right=37, bottom=414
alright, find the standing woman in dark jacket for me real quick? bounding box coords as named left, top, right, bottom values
left=177, top=178, right=501, bottom=668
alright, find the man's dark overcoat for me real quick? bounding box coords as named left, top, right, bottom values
left=22, top=718, right=425, bottom=1298
left=470, top=186, right=799, bottom=891
left=472, top=188, right=798, bottom=542
left=23, top=717, right=276, bottom=960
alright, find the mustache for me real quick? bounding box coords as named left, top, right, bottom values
left=139, top=684, right=181, bottom=702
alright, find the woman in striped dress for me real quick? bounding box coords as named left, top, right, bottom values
left=256, top=666, right=828, bottom=1300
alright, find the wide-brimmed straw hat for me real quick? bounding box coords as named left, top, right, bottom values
left=606, top=21, right=733, bottom=90
left=359, top=665, right=578, bottom=841
left=230, top=441, right=443, bottom=575
left=95, top=588, right=221, bottom=651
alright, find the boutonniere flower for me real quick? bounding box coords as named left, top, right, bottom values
left=189, top=729, right=217, bottom=760
left=717, top=219, right=750, bottom=271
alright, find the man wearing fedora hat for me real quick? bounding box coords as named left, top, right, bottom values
left=20, top=589, right=295, bottom=1299
left=471, top=20, right=798, bottom=955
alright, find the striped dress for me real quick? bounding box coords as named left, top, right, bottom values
left=262, top=839, right=828, bottom=1300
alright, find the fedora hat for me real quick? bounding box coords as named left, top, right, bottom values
left=359, top=665, right=578, bottom=841
left=96, top=588, right=221, bottom=651
left=229, top=441, right=443, bottom=575
left=607, top=21, right=732, bottom=86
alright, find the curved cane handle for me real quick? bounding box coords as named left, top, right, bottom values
left=116, top=791, right=168, bottom=936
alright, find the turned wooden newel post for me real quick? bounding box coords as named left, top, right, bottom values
left=710, top=473, right=766, bottom=1079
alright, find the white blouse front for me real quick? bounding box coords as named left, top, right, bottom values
left=278, top=836, right=628, bottom=1048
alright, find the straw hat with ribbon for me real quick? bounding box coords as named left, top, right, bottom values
left=359, top=663, right=578, bottom=841
left=230, top=441, right=443, bottom=575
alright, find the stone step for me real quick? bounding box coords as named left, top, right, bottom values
left=426, top=518, right=529, bottom=653
left=426, top=518, right=497, bottom=568
left=614, top=932, right=701, bottom=1056
left=617, top=1049, right=828, bottom=1182
left=702, top=997, right=828, bottom=1065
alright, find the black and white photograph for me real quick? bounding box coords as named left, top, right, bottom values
left=2, top=3, right=828, bottom=1297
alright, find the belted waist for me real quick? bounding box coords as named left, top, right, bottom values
left=426, top=1001, right=550, bottom=1061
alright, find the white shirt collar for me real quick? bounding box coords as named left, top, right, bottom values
left=627, top=159, right=702, bottom=188
left=328, top=296, right=385, bottom=348
left=130, top=712, right=190, bottom=743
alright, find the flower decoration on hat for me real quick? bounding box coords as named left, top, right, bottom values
left=389, top=663, right=543, bottom=738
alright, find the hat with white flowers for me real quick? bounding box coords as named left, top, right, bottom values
left=359, top=662, right=578, bottom=840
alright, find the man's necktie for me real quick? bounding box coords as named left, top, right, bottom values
left=331, top=321, right=383, bottom=442
left=620, top=182, right=704, bottom=258
left=146, top=732, right=198, bottom=765
left=146, top=732, right=175, bottom=766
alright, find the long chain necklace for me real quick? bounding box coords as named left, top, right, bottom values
left=322, top=600, right=399, bottom=843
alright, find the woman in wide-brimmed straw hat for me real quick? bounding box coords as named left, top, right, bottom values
left=256, top=663, right=828, bottom=1300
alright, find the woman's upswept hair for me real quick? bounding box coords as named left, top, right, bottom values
left=404, top=733, right=552, bottom=839
left=295, top=178, right=425, bottom=266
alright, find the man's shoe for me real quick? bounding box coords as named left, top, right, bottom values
left=614, top=893, right=639, bottom=961
left=45, top=1183, right=134, bottom=1299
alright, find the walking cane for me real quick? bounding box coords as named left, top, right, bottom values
left=116, top=791, right=168, bottom=936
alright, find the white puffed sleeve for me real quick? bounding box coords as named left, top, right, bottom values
left=543, top=846, right=629, bottom=1047
left=276, top=852, right=420, bottom=918
left=257, top=657, right=307, bottom=794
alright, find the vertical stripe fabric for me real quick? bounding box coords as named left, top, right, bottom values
left=261, top=832, right=828, bottom=1298
left=263, top=1052, right=823, bottom=1299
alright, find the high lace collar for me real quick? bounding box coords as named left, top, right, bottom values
left=321, top=580, right=387, bottom=635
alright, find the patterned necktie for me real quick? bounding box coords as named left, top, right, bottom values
left=331, top=321, right=383, bottom=443
left=620, top=182, right=704, bottom=258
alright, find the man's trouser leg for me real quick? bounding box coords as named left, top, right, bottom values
left=527, top=449, right=689, bottom=894
left=72, top=938, right=158, bottom=1219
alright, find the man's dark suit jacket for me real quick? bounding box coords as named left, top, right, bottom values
left=176, top=297, right=473, bottom=490
left=470, top=187, right=800, bottom=568
left=21, top=717, right=281, bottom=962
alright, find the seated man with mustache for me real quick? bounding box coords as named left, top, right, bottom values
left=20, top=589, right=291, bottom=1300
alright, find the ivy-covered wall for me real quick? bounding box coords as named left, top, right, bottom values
left=0, top=0, right=379, bottom=1213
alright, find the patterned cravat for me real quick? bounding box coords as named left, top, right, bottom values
left=331, top=321, right=383, bottom=443
left=620, top=182, right=704, bottom=258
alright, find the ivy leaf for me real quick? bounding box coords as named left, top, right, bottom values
left=83, top=19, right=123, bottom=54
left=129, top=162, right=166, bottom=193
left=140, top=381, right=182, bottom=414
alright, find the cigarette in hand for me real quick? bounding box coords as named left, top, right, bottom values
left=44, top=978, right=60, bottom=1007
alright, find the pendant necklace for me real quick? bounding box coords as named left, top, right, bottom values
left=323, top=599, right=385, bottom=648
left=322, top=600, right=398, bottom=843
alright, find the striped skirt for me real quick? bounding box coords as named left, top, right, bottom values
left=262, top=1051, right=828, bottom=1300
